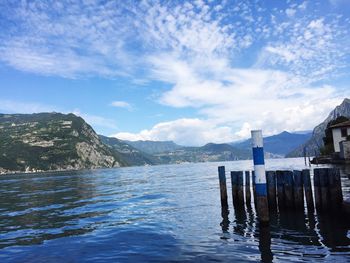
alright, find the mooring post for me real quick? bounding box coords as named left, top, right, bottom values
left=237, top=171, right=244, bottom=206
left=251, top=130, right=269, bottom=223
left=266, top=171, right=277, bottom=211
left=319, top=168, right=329, bottom=210
left=276, top=170, right=285, bottom=210
left=245, top=171, right=252, bottom=207
left=302, top=169, right=314, bottom=212
left=293, top=170, right=304, bottom=210
left=218, top=166, right=228, bottom=209
left=327, top=168, right=343, bottom=210
left=284, top=171, right=294, bottom=209
left=231, top=171, right=239, bottom=206
left=313, top=168, right=322, bottom=211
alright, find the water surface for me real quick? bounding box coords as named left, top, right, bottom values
left=0, top=158, right=350, bottom=262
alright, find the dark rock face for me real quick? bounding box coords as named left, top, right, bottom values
left=287, top=98, right=350, bottom=157
left=0, top=113, right=123, bottom=174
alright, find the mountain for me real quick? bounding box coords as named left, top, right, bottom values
left=99, top=135, right=157, bottom=166
left=153, top=143, right=251, bottom=164
left=232, top=131, right=312, bottom=157
left=0, top=113, right=125, bottom=173
left=124, top=140, right=182, bottom=154
left=287, top=98, right=350, bottom=157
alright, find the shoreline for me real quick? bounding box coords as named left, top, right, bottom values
left=0, top=157, right=309, bottom=176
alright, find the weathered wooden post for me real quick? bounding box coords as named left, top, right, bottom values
left=293, top=170, right=304, bottom=210
left=231, top=171, right=238, bottom=206
left=276, top=170, right=285, bottom=210
left=218, top=166, right=228, bottom=209
left=284, top=171, right=294, bottom=209
left=252, top=171, right=257, bottom=208
left=313, top=168, right=322, bottom=211
left=266, top=171, right=277, bottom=211
left=327, top=168, right=343, bottom=210
left=319, top=168, right=329, bottom=210
left=245, top=171, right=252, bottom=206
left=237, top=171, right=245, bottom=206
left=251, top=130, right=269, bottom=223
left=302, top=169, right=314, bottom=212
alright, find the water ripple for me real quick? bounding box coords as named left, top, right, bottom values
left=0, top=158, right=349, bottom=262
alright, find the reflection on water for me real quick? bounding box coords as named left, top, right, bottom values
left=225, top=206, right=350, bottom=262
left=223, top=196, right=350, bottom=262
left=0, top=158, right=349, bottom=262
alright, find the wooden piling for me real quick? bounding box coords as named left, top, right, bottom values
left=293, top=170, right=304, bottom=210
left=276, top=170, right=285, bottom=210
left=284, top=171, right=294, bottom=209
left=231, top=171, right=238, bottom=206
left=252, top=171, right=257, bottom=208
left=319, top=168, right=329, bottom=210
left=218, top=166, right=228, bottom=209
left=237, top=171, right=244, bottom=206
left=266, top=171, right=277, bottom=211
left=245, top=171, right=252, bottom=206
left=302, top=169, right=314, bottom=212
left=313, top=168, right=321, bottom=211
left=327, top=168, right=343, bottom=210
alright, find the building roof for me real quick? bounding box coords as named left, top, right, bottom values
left=330, top=120, right=350, bottom=129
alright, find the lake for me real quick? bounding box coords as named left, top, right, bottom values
left=0, top=158, right=350, bottom=262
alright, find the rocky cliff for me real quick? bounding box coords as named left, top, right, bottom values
left=0, top=113, right=124, bottom=173
left=287, top=98, right=350, bottom=157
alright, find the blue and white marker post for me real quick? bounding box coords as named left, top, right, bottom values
left=251, top=130, right=269, bottom=223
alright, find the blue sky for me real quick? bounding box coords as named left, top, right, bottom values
left=1, top=0, right=350, bottom=145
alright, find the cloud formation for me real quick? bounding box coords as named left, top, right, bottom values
left=1, top=0, right=350, bottom=145
left=110, top=101, right=133, bottom=111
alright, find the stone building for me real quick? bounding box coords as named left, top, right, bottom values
left=330, top=120, right=350, bottom=160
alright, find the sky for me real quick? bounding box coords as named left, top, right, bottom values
left=1, top=0, right=350, bottom=146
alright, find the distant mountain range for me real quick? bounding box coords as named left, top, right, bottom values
left=232, top=131, right=312, bottom=157
left=2, top=99, right=348, bottom=174
left=124, top=140, right=182, bottom=154
left=0, top=112, right=253, bottom=174
left=99, top=135, right=158, bottom=166
left=287, top=98, right=350, bottom=157
left=151, top=143, right=251, bottom=164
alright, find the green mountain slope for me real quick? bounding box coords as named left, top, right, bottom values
left=99, top=135, right=157, bottom=166
left=0, top=113, right=124, bottom=173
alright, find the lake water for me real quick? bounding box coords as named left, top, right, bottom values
left=1, top=158, right=350, bottom=262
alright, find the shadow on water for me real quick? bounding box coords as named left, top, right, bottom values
left=221, top=204, right=350, bottom=262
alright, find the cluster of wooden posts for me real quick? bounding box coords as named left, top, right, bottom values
left=218, top=166, right=343, bottom=219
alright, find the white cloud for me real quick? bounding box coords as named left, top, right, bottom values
left=0, top=1, right=135, bottom=78
left=258, top=14, right=349, bottom=81
left=286, top=8, right=296, bottom=17
left=112, top=118, right=235, bottom=146
left=110, top=101, right=133, bottom=111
